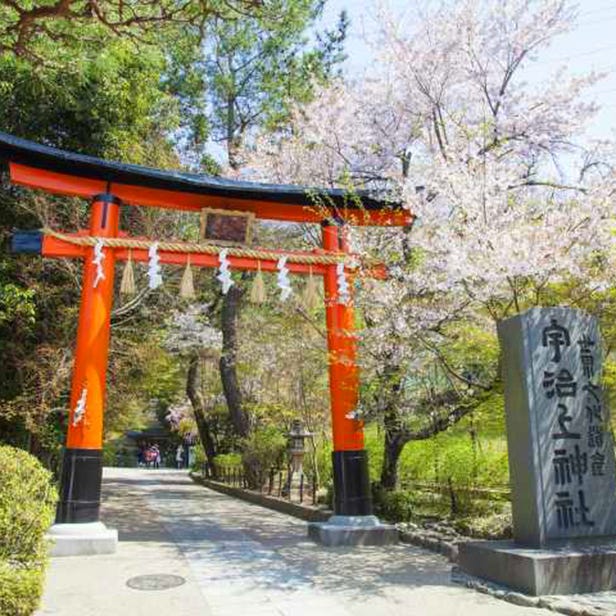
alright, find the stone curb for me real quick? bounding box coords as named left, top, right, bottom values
left=399, top=529, right=459, bottom=563
left=190, top=474, right=332, bottom=522
left=401, top=526, right=615, bottom=615
left=452, top=567, right=613, bottom=616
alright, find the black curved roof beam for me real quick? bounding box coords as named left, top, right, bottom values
left=0, top=132, right=411, bottom=226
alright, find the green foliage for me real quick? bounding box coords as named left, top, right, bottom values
left=240, top=426, right=287, bottom=487
left=204, top=0, right=347, bottom=166
left=304, top=436, right=333, bottom=486
left=191, top=443, right=206, bottom=471
left=368, top=390, right=510, bottom=489
left=101, top=441, right=137, bottom=468
left=0, top=0, right=344, bottom=465
left=364, top=387, right=511, bottom=523
left=215, top=452, right=243, bottom=468
left=0, top=33, right=185, bottom=454
left=0, top=446, right=58, bottom=616
left=0, top=282, right=35, bottom=327
left=0, top=44, right=179, bottom=163
left=0, top=560, right=43, bottom=616
left=106, top=337, right=184, bottom=441
left=372, top=485, right=413, bottom=523
left=0, top=446, right=57, bottom=564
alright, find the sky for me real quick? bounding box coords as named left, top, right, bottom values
left=320, top=0, right=616, bottom=142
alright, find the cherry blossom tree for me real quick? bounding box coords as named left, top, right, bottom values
left=166, top=400, right=198, bottom=441
left=239, top=0, right=616, bottom=488
left=164, top=304, right=223, bottom=461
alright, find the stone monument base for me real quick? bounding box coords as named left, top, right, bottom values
left=48, top=521, right=118, bottom=557
left=308, top=515, right=398, bottom=547
left=459, top=538, right=616, bottom=595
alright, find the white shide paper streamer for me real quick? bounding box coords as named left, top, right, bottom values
left=276, top=256, right=292, bottom=301
left=92, top=239, right=105, bottom=288
left=147, top=242, right=163, bottom=289
left=72, top=387, right=87, bottom=427
left=216, top=249, right=234, bottom=294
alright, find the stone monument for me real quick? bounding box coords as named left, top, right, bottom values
left=459, top=307, right=616, bottom=595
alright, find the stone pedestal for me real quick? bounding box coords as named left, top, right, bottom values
left=459, top=538, right=616, bottom=596
left=48, top=521, right=118, bottom=556
left=308, top=515, right=398, bottom=546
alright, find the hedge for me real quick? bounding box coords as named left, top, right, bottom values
left=0, top=560, right=45, bottom=616
left=0, top=445, right=58, bottom=615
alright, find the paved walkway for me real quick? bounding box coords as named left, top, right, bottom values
left=37, top=468, right=553, bottom=616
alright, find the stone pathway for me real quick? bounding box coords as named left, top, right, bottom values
left=38, top=468, right=556, bottom=616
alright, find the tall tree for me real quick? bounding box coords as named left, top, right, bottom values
left=204, top=0, right=346, bottom=446
left=204, top=0, right=347, bottom=169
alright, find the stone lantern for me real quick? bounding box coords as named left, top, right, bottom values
left=285, top=420, right=312, bottom=499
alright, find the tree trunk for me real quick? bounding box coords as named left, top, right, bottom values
left=186, top=353, right=217, bottom=463
left=378, top=388, right=493, bottom=491
left=379, top=365, right=409, bottom=491
left=228, top=135, right=242, bottom=171
left=380, top=428, right=408, bottom=490
left=219, top=285, right=250, bottom=438
left=226, top=93, right=243, bottom=171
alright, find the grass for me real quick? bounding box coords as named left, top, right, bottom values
left=365, top=391, right=510, bottom=489
left=364, top=391, right=512, bottom=525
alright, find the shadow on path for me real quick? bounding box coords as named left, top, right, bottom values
left=97, top=468, right=550, bottom=615
left=103, top=469, right=464, bottom=602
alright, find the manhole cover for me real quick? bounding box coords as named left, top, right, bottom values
left=126, top=574, right=186, bottom=591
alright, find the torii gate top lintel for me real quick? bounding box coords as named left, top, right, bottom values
left=0, top=132, right=412, bottom=227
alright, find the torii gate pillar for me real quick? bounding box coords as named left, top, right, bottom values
left=308, top=222, right=398, bottom=545
left=50, top=194, right=120, bottom=555
left=322, top=221, right=371, bottom=515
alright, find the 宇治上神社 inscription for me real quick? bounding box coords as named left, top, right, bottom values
left=498, top=307, right=616, bottom=546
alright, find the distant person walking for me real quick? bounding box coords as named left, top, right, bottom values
left=153, top=444, right=161, bottom=469
left=144, top=445, right=155, bottom=468
left=176, top=445, right=184, bottom=470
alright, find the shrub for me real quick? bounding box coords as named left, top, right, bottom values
left=0, top=445, right=58, bottom=615
left=241, top=427, right=287, bottom=488
left=213, top=452, right=242, bottom=468
left=191, top=442, right=206, bottom=471
left=0, top=560, right=44, bottom=616
left=372, top=485, right=413, bottom=523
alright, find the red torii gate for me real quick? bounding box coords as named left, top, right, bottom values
left=3, top=132, right=412, bottom=546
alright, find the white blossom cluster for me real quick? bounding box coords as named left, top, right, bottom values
left=336, top=262, right=350, bottom=305
left=164, top=304, right=223, bottom=355
left=242, top=0, right=614, bottom=323
left=236, top=0, right=616, bottom=381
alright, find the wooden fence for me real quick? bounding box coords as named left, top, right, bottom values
left=202, top=463, right=318, bottom=506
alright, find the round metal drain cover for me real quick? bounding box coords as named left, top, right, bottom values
left=126, top=574, right=186, bottom=591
